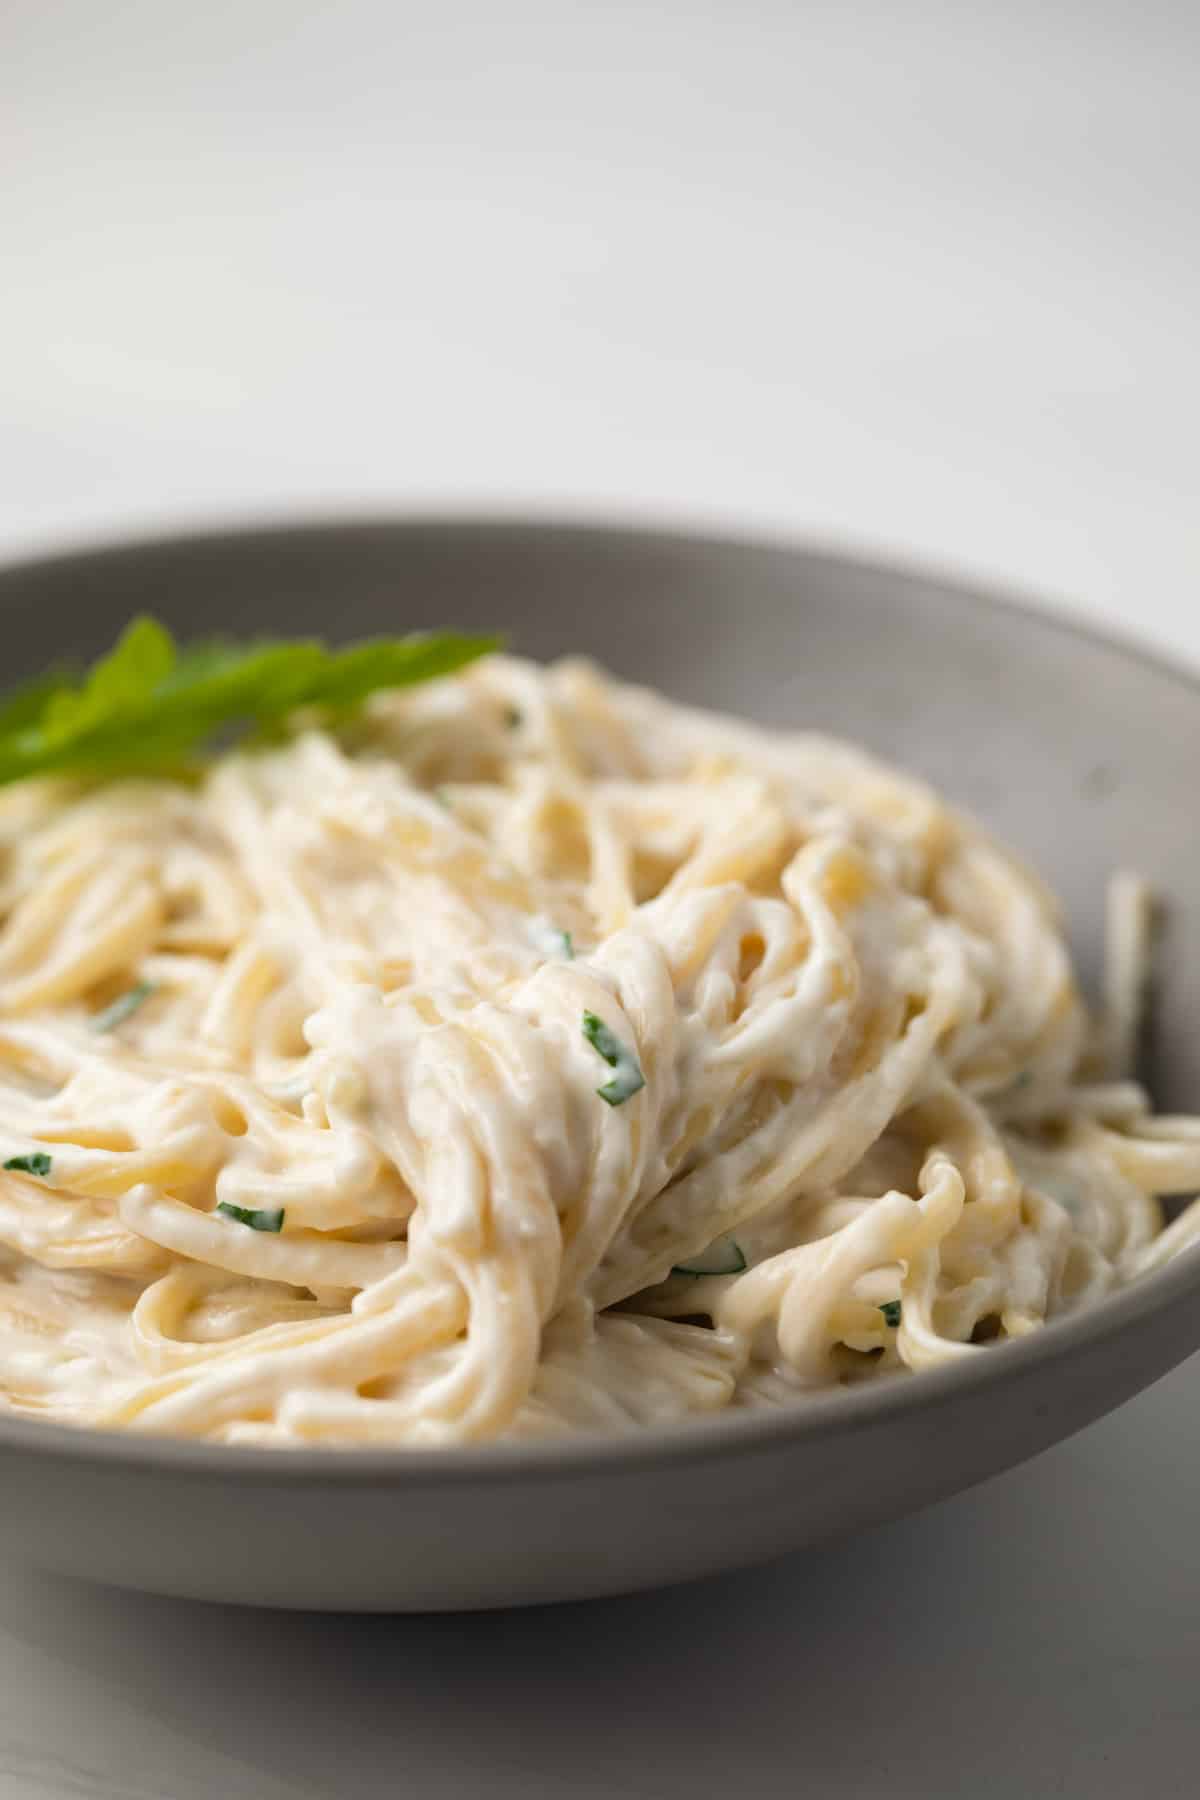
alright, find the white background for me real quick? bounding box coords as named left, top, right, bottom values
left=5, top=0, right=1199, bottom=663
left=2, top=3, right=1199, bottom=1795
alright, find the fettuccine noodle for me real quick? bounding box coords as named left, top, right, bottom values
left=0, top=654, right=1194, bottom=1446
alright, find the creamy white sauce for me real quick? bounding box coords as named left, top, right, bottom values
left=0, top=654, right=1193, bottom=1446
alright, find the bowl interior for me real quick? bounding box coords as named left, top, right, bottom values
left=0, top=518, right=1198, bottom=1606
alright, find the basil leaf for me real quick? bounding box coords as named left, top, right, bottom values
left=0, top=619, right=499, bottom=790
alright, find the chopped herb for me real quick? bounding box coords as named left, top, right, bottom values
left=93, top=980, right=156, bottom=1033
left=528, top=917, right=574, bottom=961
left=879, top=1300, right=902, bottom=1328
left=4, top=1152, right=52, bottom=1177
left=0, top=617, right=499, bottom=790
left=672, top=1239, right=748, bottom=1278
left=216, top=1200, right=285, bottom=1233
left=503, top=705, right=522, bottom=729
left=581, top=1009, right=645, bottom=1105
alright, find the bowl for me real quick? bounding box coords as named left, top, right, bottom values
left=0, top=516, right=1196, bottom=1611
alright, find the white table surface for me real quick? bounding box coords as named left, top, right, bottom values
left=2, top=2, right=1199, bottom=1794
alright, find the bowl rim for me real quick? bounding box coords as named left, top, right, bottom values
left=0, top=509, right=1196, bottom=1486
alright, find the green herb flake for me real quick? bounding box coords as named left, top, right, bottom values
left=503, top=705, right=522, bottom=729
left=216, top=1200, right=285, bottom=1233
left=0, top=618, right=500, bottom=790
left=879, top=1300, right=902, bottom=1329
left=528, top=917, right=574, bottom=961
left=4, top=1152, right=52, bottom=1178
left=672, top=1239, right=748, bottom=1278
left=581, top=1009, right=645, bottom=1105
left=93, top=980, right=156, bottom=1033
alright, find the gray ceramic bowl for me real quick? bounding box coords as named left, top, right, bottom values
left=0, top=518, right=1196, bottom=1612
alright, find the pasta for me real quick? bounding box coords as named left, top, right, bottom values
left=0, top=652, right=1195, bottom=1448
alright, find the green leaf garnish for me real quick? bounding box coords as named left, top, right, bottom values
left=0, top=668, right=79, bottom=738
left=93, top=981, right=156, bottom=1033
left=672, top=1238, right=747, bottom=1278
left=216, top=1200, right=285, bottom=1233
left=42, top=617, right=175, bottom=747
left=0, top=618, right=499, bottom=789
left=879, top=1300, right=902, bottom=1328
left=581, top=1009, right=645, bottom=1105
left=4, top=1152, right=52, bottom=1177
